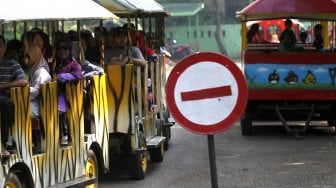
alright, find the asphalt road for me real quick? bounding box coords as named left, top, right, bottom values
left=99, top=121, right=336, bottom=188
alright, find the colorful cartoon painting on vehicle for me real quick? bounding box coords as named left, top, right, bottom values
left=245, top=64, right=336, bottom=89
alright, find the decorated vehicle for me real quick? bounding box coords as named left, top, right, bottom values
left=91, top=0, right=174, bottom=180
left=237, top=0, right=336, bottom=139
left=1, top=1, right=173, bottom=186
left=0, top=0, right=117, bottom=187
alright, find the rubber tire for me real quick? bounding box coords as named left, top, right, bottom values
left=85, top=150, right=98, bottom=188
left=241, top=104, right=252, bottom=135
left=163, top=126, right=170, bottom=151
left=5, top=172, right=22, bottom=188
left=129, top=132, right=147, bottom=180
left=163, top=110, right=171, bottom=151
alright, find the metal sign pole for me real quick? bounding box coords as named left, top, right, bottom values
left=207, top=134, right=218, bottom=188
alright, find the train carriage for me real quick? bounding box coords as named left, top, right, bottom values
left=3, top=81, right=94, bottom=187
left=1, top=0, right=172, bottom=186
left=237, top=0, right=336, bottom=138
left=0, top=0, right=118, bottom=187
left=90, top=0, right=174, bottom=180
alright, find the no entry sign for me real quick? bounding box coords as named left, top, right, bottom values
left=166, top=52, right=248, bottom=135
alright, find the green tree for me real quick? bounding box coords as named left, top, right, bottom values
left=212, top=0, right=227, bottom=54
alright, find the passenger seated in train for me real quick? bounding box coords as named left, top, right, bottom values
left=313, top=24, right=324, bottom=52
left=106, top=27, right=116, bottom=50
left=26, top=28, right=52, bottom=62
left=247, top=23, right=263, bottom=43
left=123, top=23, right=146, bottom=55
left=69, top=32, right=104, bottom=77
left=26, top=43, right=51, bottom=152
left=144, top=33, right=160, bottom=111
left=299, top=31, right=307, bottom=44
left=279, top=19, right=297, bottom=52
left=104, top=26, right=146, bottom=67
left=55, top=36, right=82, bottom=146
left=0, top=39, right=28, bottom=157
left=27, top=43, right=51, bottom=118
left=67, top=30, right=104, bottom=134
left=294, top=31, right=308, bottom=51
left=85, top=26, right=107, bottom=65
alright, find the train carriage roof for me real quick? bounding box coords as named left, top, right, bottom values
left=94, top=0, right=138, bottom=14
left=0, top=0, right=118, bottom=23
left=94, top=0, right=170, bottom=17
left=237, top=0, right=336, bottom=21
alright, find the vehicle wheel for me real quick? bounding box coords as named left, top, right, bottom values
left=163, top=110, right=171, bottom=151
left=129, top=132, right=147, bottom=180
left=241, top=104, right=252, bottom=135
left=163, top=126, right=170, bottom=151
left=150, top=142, right=164, bottom=162
left=85, top=150, right=98, bottom=188
left=163, top=109, right=169, bottom=123
left=5, top=172, right=22, bottom=188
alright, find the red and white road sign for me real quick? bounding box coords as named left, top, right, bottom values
left=166, top=52, right=247, bottom=135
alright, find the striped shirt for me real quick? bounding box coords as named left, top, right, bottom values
left=0, top=59, right=27, bottom=97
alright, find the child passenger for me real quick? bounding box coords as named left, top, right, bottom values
left=27, top=43, right=51, bottom=118
left=55, top=36, right=82, bottom=145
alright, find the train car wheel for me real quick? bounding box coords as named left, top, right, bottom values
left=241, top=104, right=252, bottom=135
left=85, top=150, right=98, bottom=188
left=5, top=172, right=22, bottom=188
left=163, top=126, right=170, bottom=151
left=163, top=110, right=171, bottom=150
left=129, top=132, right=147, bottom=180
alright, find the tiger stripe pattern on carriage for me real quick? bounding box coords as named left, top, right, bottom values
left=1, top=81, right=89, bottom=187
left=63, top=81, right=85, bottom=181
left=87, top=74, right=110, bottom=169
left=0, top=86, right=34, bottom=187
left=105, top=64, right=136, bottom=134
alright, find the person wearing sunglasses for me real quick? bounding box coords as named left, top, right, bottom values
left=55, top=36, right=82, bottom=146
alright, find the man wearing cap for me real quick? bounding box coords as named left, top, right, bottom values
left=104, top=26, right=146, bottom=67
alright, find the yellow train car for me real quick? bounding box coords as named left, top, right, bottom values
left=84, top=58, right=172, bottom=180
left=0, top=0, right=117, bottom=187
left=2, top=82, right=97, bottom=187
left=0, top=0, right=173, bottom=186
left=87, top=0, right=174, bottom=180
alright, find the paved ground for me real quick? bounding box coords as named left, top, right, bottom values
left=100, top=121, right=336, bottom=188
